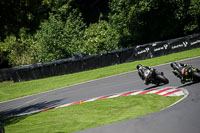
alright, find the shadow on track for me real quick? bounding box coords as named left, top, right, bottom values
left=0, top=98, right=65, bottom=120
left=144, top=85, right=158, bottom=90
left=144, top=83, right=168, bottom=90
left=177, top=81, right=200, bottom=88
left=0, top=98, right=66, bottom=128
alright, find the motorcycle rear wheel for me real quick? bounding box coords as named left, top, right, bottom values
left=156, top=75, right=169, bottom=84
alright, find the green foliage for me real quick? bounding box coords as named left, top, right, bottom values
left=35, top=10, right=86, bottom=62
left=0, top=42, right=8, bottom=68
left=183, top=0, right=200, bottom=33
left=83, top=20, right=120, bottom=55
left=0, top=28, right=36, bottom=66
left=0, top=0, right=50, bottom=40
left=34, top=14, right=66, bottom=62
left=109, top=0, right=200, bottom=45
left=108, top=0, right=133, bottom=47
left=63, top=9, right=86, bottom=55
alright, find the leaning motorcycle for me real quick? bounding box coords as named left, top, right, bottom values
left=171, top=63, right=200, bottom=83
left=142, top=69, right=169, bottom=85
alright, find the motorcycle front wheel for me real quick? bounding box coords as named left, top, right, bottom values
left=192, top=71, right=200, bottom=82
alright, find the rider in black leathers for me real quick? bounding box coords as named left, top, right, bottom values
left=136, top=64, right=155, bottom=85
left=170, top=62, right=191, bottom=84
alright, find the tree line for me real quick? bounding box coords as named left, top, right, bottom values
left=0, top=0, right=199, bottom=68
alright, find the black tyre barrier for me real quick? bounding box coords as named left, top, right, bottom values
left=0, top=33, right=200, bottom=82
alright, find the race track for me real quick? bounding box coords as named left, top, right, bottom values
left=0, top=56, right=200, bottom=133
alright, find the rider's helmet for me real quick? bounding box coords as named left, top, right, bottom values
left=170, top=62, right=175, bottom=68
left=137, top=64, right=142, bottom=70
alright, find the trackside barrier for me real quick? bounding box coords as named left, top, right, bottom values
left=0, top=33, right=200, bottom=82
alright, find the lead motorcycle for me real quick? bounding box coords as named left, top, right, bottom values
left=170, top=62, right=200, bottom=84
left=137, top=65, right=169, bottom=85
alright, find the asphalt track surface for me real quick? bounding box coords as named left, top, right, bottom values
left=0, top=57, right=200, bottom=133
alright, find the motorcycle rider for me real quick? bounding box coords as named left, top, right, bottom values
left=170, top=62, right=191, bottom=84
left=136, top=64, right=155, bottom=85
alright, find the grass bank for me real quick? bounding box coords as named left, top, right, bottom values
left=3, top=94, right=182, bottom=133
left=0, top=48, right=200, bottom=102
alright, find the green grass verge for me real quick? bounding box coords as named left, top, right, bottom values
left=3, top=94, right=182, bottom=133
left=0, top=48, right=200, bottom=102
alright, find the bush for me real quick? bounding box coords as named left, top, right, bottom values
left=82, top=20, right=120, bottom=55
left=34, top=10, right=86, bottom=63
left=108, top=0, right=200, bottom=45
left=0, top=28, right=36, bottom=66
